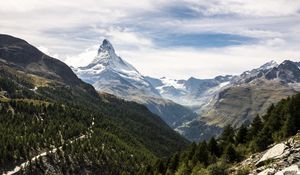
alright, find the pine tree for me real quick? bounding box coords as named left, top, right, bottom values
left=154, top=160, right=165, bottom=175
left=235, top=124, right=248, bottom=145
left=220, top=125, right=235, bottom=146
left=280, top=114, right=296, bottom=138
left=175, top=163, right=191, bottom=175
left=262, top=103, right=275, bottom=122
left=208, top=137, right=220, bottom=157
left=187, top=142, right=197, bottom=161
left=192, top=141, right=209, bottom=166
left=249, top=115, right=262, bottom=139
left=254, top=128, right=273, bottom=151
left=167, top=152, right=179, bottom=171
left=223, top=144, right=237, bottom=163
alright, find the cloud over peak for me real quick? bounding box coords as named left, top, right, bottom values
left=1, top=0, right=300, bottom=78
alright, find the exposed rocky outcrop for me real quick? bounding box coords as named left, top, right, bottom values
left=231, top=133, right=300, bottom=174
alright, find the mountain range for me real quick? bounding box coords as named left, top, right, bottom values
left=73, top=40, right=197, bottom=130
left=147, top=60, right=300, bottom=140
left=73, top=39, right=300, bottom=141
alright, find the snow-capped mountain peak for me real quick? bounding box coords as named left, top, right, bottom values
left=85, top=39, right=138, bottom=74
left=93, top=39, right=116, bottom=64
left=231, top=60, right=280, bottom=84
left=259, top=60, right=278, bottom=71
left=73, top=39, right=160, bottom=98
left=98, top=39, right=115, bottom=54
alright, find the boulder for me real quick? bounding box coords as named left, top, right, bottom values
left=275, top=164, right=299, bottom=175
left=257, top=143, right=286, bottom=166
left=258, top=168, right=276, bottom=175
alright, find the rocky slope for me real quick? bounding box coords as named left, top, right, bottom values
left=231, top=132, right=300, bottom=175
left=201, top=60, right=300, bottom=128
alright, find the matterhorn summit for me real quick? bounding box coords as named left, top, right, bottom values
left=73, top=39, right=160, bottom=98
left=78, top=39, right=139, bottom=80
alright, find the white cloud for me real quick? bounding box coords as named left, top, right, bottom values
left=118, top=44, right=300, bottom=79
left=92, top=27, right=154, bottom=49
left=65, top=45, right=99, bottom=67
left=1, top=0, right=300, bottom=79
left=185, top=0, right=300, bottom=17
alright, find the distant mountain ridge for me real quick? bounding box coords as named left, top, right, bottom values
left=145, top=75, right=233, bottom=112
left=144, top=60, right=300, bottom=140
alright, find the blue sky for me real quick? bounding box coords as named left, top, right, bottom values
left=1, top=0, right=300, bottom=79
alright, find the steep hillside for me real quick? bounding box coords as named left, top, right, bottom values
left=0, top=34, right=189, bottom=174
left=0, top=34, right=86, bottom=86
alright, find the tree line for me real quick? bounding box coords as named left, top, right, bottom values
left=143, top=93, right=300, bottom=175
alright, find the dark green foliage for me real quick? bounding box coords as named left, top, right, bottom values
left=154, top=160, right=166, bottom=174
left=0, top=75, right=188, bottom=174
left=281, top=114, right=297, bottom=138
left=208, top=137, right=220, bottom=157
left=192, top=141, right=209, bottom=166
left=220, top=125, right=235, bottom=148
left=207, top=162, right=228, bottom=175
left=0, top=34, right=190, bottom=174
left=251, top=94, right=300, bottom=151
left=146, top=92, right=300, bottom=174
left=223, top=144, right=237, bottom=163
left=235, top=124, right=248, bottom=145
left=166, top=152, right=180, bottom=172
left=248, top=115, right=263, bottom=139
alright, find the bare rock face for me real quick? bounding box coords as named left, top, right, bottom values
left=275, top=165, right=299, bottom=175
left=257, top=168, right=276, bottom=175
left=231, top=133, right=300, bottom=175
left=201, top=60, right=300, bottom=128
left=257, top=143, right=287, bottom=166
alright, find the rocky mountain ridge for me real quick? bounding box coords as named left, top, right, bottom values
left=145, top=60, right=300, bottom=140
left=201, top=60, right=300, bottom=128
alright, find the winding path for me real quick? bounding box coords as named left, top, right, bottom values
left=3, top=118, right=95, bottom=175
